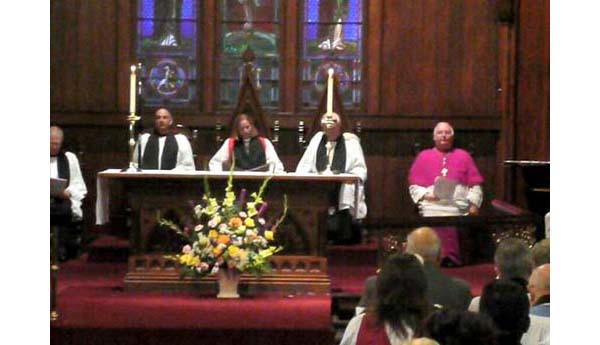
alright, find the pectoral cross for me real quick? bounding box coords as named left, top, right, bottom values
left=441, top=156, right=448, bottom=177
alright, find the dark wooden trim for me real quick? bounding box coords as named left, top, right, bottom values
left=51, top=111, right=502, bottom=130
left=366, top=0, right=382, bottom=114
left=203, top=0, right=217, bottom=113
left=283, top=0, right=298, bottom=112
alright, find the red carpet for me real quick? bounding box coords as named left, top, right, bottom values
left=51, top=238, right=496, bottom=345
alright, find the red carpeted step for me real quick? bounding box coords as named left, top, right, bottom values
left=87, top=235, right=130, bottom=263
left=326, top=242, right=379, bottom=267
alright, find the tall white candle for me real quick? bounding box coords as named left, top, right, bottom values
left=326, top=68, right=334, bottom=114
left=129, top=65, right=137, bottom=114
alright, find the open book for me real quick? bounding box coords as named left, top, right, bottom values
left=51, top=177, right=68, bottom=197
left=433, top=177, right=458, bottom=201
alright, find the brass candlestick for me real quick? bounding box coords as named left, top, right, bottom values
left=125, top=113, right=141, bottom=172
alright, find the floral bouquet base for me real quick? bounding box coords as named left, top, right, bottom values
left=217, top=268, right=241, bottom=298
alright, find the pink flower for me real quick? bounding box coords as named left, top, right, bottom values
left=182, top=245, right=192, bottom=254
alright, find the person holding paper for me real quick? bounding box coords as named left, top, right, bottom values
left=133, top=108, right=195, bottom=170
left=209, top=113, right=284, bottom=172
left=296, top=112, right=367, bottom=243
left=50, top=126, right=88, bottom=261
left=408, top=122, right=483, bottom=266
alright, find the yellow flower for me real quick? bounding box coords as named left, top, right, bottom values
left=208, top=230, right=219, bottom=240
left=264, top=230, right=274, bottom=241
left=228, top=245, right=240, bottom=257
left=244, top=218, right=255, bottom=228
left=212, top=247, right=223, bottom=257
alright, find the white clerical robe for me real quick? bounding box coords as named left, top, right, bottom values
left=296, top=131, right=367, bottom=219
left=208, top=137, right=285, bottom=173
left=133, top=133, right=195, bottom=170
left=50, top=152, right=87, bottom=220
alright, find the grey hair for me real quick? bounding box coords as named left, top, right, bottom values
left=433, top=122, right=454, bottom=136
left=494, top=238, right=534, bottom=280
left=50, top=126, right=64, bottom=139
left=532, top=239, right=550, bottom=267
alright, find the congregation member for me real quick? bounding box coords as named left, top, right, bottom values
left=296, top=112, right=367, bottom=243
left=468, top=238, right=533, bottom=312
left=340, top=254, right=430, bottom=345
left=50, top=126, right=88, bottom=261
left=480, top=279, right=531, bottom=345
left=209, top=113, right=284, bottom=172
left=423, top=309, right=497, bottom=345
left=520, top=264, right=550, bottom=345
left=408, top=121, right=484, bottom=266
left=133, top=107, right=195, bottom=170
left=357, top=227, right=471, bottom=315
left=532, top=239, right=550, bottom=267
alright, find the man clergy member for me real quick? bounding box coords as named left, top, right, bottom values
left=133, top=107, right=195, bottom=170
left=296, top=112, right=367, bottom=243
left=408, top=121, right=483, bottom=266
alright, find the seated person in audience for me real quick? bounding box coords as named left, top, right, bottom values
left=409, top=338, right=440, bottom=345
left=209, top=113, right=284, bottom=172
left=469, top=238, right=533, bottom=312
left=480, top=279, right=531, bottom=345
left=532, top=239, right=550, bottom=267
left=340, top=254, right=430, bottom=345
left=528, top=264, right=550, bottom=317
left=408, top=122, right=484, bottom=266
left=357, top=227, right=471, bottom=315
left=50, top=126, right=88, bottom=261
left=133, top=108, right=195, bottom=170
left=423, top=309, right=497, bottom=345
left=296, top=112, right=367, bottom=243
left=520, top=264, right=550, bottom=345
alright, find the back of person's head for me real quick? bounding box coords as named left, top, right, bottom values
left=376, top=253, right=429, bottom=339
left=494, top=238, right=533, bottom=281
left=528, top=263, right=550, bottom=304
left=532, top=239, right=550, bottom=266
left=480, top=279, right=530, bottom=345
left=405, top=227, right=441, bottom=263
left=409, top=337, right=440, bottom=345
left=423, top=309, right=497, bottom=345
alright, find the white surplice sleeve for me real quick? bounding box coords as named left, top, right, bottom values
left=466, top=184, right=483, bottom=208
left=65, top=152, right=87, bottom=220
left=264, top=138, right=285, bottom=173
left=174, top=134, right=195, bottom=171
left=208, top=139, right=231, bottom=171
left=340, top=133, right=367, bottom=219
left=295, top=132, right=323, bottom=173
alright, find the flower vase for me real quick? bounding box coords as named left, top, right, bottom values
left=217, top=268, right=241, bottom=298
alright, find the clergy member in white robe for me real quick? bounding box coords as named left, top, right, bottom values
left=132, top=108, right=195, bottom=171
left=209, top=113, right=284, bottom=173
left=296, top=113, right=367, bottom=220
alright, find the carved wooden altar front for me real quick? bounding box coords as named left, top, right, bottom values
left=96, top=169, right=360, bottom=293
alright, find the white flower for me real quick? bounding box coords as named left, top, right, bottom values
left=239, top=211, right=248, bottom=218
left=211, top=265, right=220, bottom=274
left=194, top=224, right=204, bottom=232
left=218, top=223, right=229, bottom=232
left=258, top=218, right=266, bottom=225
left=246, top=229, right=256, bottom=237
left=182, top=245, right=192, bottom=254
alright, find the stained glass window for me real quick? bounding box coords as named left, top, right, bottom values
left=219, top=0, right=280, bottom=109
left=301, top=0, right=363, bottom=110
left=136, top=0, right=198, bottom=106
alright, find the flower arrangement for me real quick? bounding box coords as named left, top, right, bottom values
left=160, top=168, right=286, bottom=277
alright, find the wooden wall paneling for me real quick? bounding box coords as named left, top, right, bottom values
left=365, top=0, right=382, bottom=114
left=380, top=0, right=499, bottom=116
left=76, top=0, right=118, bottom=111
left=203, top=0, right=217, bottom=113
left=50, top=0, right=66, bottom=111
left=116, top=0, right=135, bottom=114
left=283, top=0, right=298, bottom=112
left=515, top=0, right=549, bottom=161
left=497, top=20, right=518, bottom=202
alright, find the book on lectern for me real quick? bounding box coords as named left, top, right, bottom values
left=51, top=177, right=68, bottom=197
left=433, top=177, right=458, bottom=201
